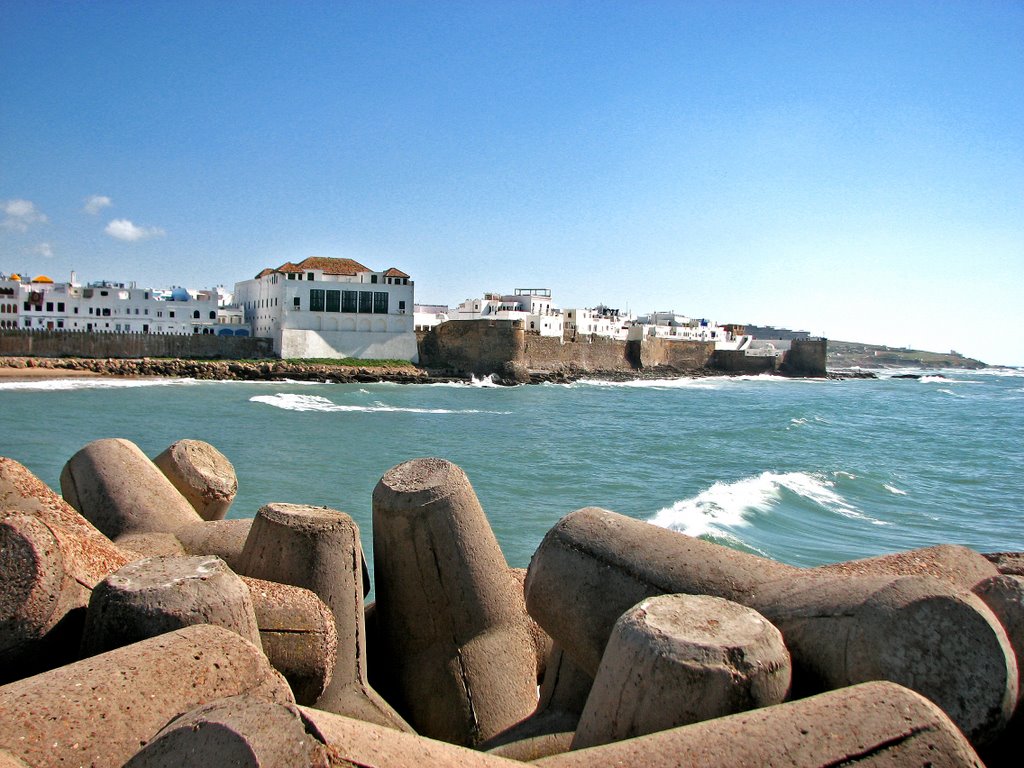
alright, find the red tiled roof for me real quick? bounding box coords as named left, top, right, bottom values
left=295, top=257, right=370, bottom=275
left=255, top=268, right=274, bottom=279
left=383, top=267, right=410, bottom=278
left=277, top=262, right=303, bottom=273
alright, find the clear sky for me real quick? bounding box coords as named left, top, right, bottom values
left=2, top=1, right=1022, bottom=365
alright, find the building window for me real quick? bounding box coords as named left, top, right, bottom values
left=102, top=308, right=111, bottom=317
left=307, top=272, right=314, bottom=281
left=358, top=291, right=373, bottom=313
left=293, top=296, right=300, bottom=309
left=310, top=289, right=325, bottom=312
left=57, top=320, right=64, bottom=328
left=371, top=274, right=378, bottom=284
left=169, top=311, right=175, bottom=318
left=398, top=300, right=406, bottom=312
left=325, top=290, right=340, bottom=312
left=193, top=310, right=200, bottom=319
left=209, top=311, right=216, bottom=319
left=342, top=290, right=357, bottom=313
left=373, top=291, right=389, bottom=314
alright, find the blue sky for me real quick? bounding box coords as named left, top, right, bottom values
left=2, top=1, right=1022, bottom=365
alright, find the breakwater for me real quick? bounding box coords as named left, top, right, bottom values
left=0, top=444, right=1017, bottom=766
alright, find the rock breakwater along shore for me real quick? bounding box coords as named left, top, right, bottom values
left=1, top=441, right=1020, bottom=766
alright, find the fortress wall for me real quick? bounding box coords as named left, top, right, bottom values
left=710, top=349, right=780, bottom=374
left=522, top=334, right=633, bottom=373
left=0, top=329, right=273, bottom=360
left=637, top=338, right=716, bottom=370
left=780, top=338, right=828, bottom=377
left=416, top=320, right=525, bottom=375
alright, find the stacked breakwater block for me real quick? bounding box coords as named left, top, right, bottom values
left=239, top=502, right=411, bottom=731
left=2, top=446, right=1017, bottom=766
left=371, top=458, right=539, bottom=746
left=80, top=554, right=263, bottom=656
left=525, top=506, right=1018, bottom=748
left=152, top=438, right=238, bottom=521
left=60, top=438, right=203, bottom=540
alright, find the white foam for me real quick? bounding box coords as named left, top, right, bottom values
left=469, top=374, right=501, bottom=388
left=650, top=470, right=883, bottom=537
left=574, top=377, right=722, bottom=390
left=249, top=392, right=509, bottom=415
left=883, top=483, right=908, bottom=496
left=0, top=377, right=197, bottom=392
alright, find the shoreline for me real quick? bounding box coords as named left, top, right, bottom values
left=0, top=355, right=882, bottom=385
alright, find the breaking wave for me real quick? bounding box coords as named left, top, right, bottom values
left=0, top=377, right=197, bottom=392
left=649, top=470, right=884, bottom=538
left=249, top=392, right=509, bottom=414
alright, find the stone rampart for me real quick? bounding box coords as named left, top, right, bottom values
left=0, top=329, right=272, bottom=360
left=522, top=334, right=633, bottom=373
left=635, top=338, right=716, bottom=370
left=416, top=320, right=524, bottom=375
left=780, top=338, right=827, bottom=377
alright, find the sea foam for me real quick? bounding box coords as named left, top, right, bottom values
left=650, top=470, right=882, bottom=538
left=249, top=392, right=509, bottom=415
left=0, top=377, right=197, bottom=392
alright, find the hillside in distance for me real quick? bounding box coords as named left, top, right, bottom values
left=827, top=340, right=987, bottom=370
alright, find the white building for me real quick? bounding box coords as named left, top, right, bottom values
left=450, top=289, right=564, bottom=337
left=0, top=272, right=241, bottom=335
left=564, top=305, right=635, bottom=341
left=232, top=256, right=417, bottom=361
left=413, top=304, right=450, bottom=332
left=628, top=312, right=746, bottom=349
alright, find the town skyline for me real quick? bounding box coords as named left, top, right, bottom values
left=2, top=2, right=1021, bottom=365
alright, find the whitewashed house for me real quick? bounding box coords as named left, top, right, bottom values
left=564, top=305, right=634, bottom=341
left=232, top=256, right=417, bottom=361
left=450, top=288, right=564, bottom=338
left=628, top=312, right=746, bottom=349
left=0, top=272, right=233, bottom=335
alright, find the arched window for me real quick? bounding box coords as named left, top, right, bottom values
left=192, top=310, right=200, bottom=319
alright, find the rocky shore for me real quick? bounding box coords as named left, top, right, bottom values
left=0, top=355, right=781, bottom=386
left=1, top=439, right=1021, bottom=766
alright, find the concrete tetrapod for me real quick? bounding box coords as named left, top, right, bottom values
left=0, top=624, right=293, bottom=768
left=176, top=518, right=253, bottom=572
left=242, top=576, right=339, bottom=706
left=300, top=707, right=528, bottom=768
left=572, top=593, right=791, bottom=749
left=238, top=502, right=410, bottom=731
left=0, top=515, right=91, bottom=682
left=750, top=572, right=1017, bottom=746
left=525, top=507, right=1017, bottom=747
left=0, top=456, right=132, bottom=580
left=534, top=681, right=984, bottom=768
left=124, top=695, right=329, bottom=768
left=152, top=439, right=238, bottom=521
left=480, top=643, right=592, bottom=760
left=524, top=506, right=799, bottom=675
left=809, top=543, right=1000, bottom=589
left=80, top=554, right=263, bottom=656
left=60, top=438, right=202, bottom=539
left=371, top=458, right=538, bottom=746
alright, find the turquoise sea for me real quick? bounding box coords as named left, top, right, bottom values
left=1, top=369, right=1022, bottom=575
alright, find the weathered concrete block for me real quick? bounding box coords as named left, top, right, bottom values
left=526, top=507, right=1017, bottom=747
left=0, top=515, right=90, bottom=682
left=0, top=456, right=132, bottom=582
left=124, top=695, right=329, bottom=768
left=534, top=681, right=983, bottom=768
left=572, top=594, right=790, bottom=749
left=510, top=566, right=553, bottom=682
left=300, top=707, right=527, bottom=768
left=478, top=643, right=592, bottom=756
left=372, top=458, right=538, bottom=745
left=0, top=624, right=293, bottom=768
left=60, top=438, right=202, bottom=539
left=810, top=543, right=999, bottom=589
left=984, top=551, right=1024, bottom=576
left=524, top=507, right=798, bottom=675
left=152, top=439, right=237, bottom=521
left=242, top=576, right=338, bottom=706
left=176, top=518, right=252, bottom=572
left=239, top=502, right=409, bottom=731
left=114, top=531, right=186, bottom=558
left=80, top=555, right=262, bottom=657
left=751, top=572, right=1017, bottom=746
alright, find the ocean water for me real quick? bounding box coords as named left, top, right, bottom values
left=2, top=368, right=1022, bottom=577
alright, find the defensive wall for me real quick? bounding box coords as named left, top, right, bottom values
left=0, top=329, right=273, bottom=360
left=416, top=321, right=827, bottom=378
left=1, top=325, right=827, bottom=378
